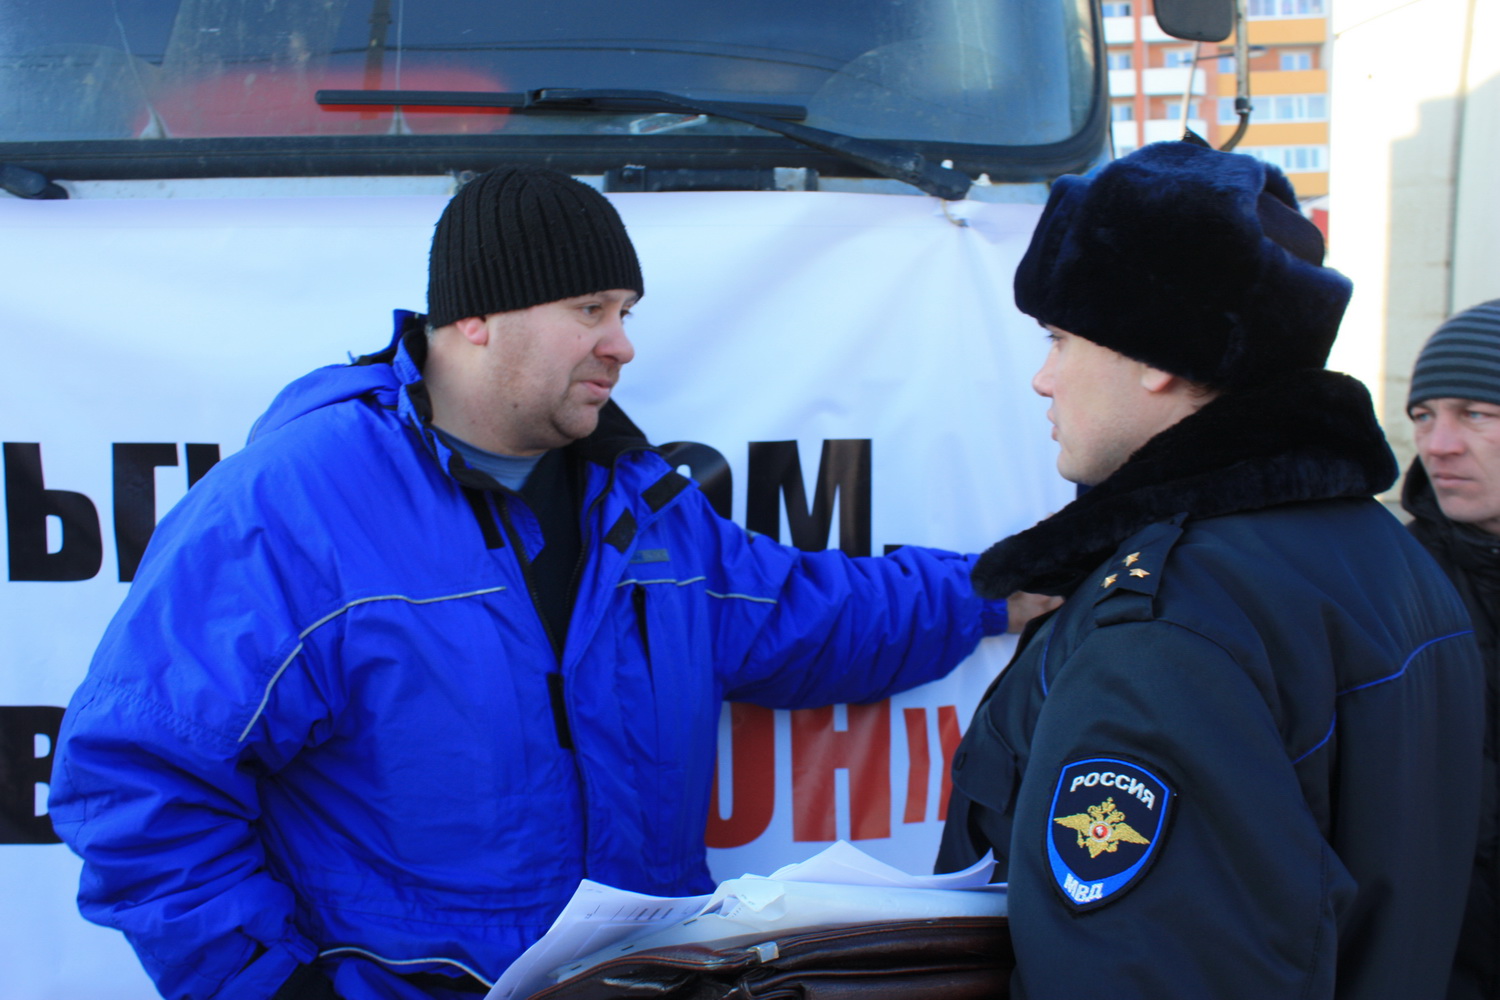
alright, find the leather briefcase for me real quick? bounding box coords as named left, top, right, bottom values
left=525, top=915, right=1013, bottom=999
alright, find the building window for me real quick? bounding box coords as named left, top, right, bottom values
left=1219, top=93, right=1327, bottom=123
left=1150, top=101, right=1198, bottom=121
left=1218, top=54, right=1236, bottom=73
left=1269, top=93, right=1327, bottom=120
left=1240, top=145, right=1328, bottom=172
left=1107, top=52, right=1134, bottom=70
left=1111, top=102, right=1136, bottom=122
left=1248, top=0, right=1326, bottom=16
left=1162, top=48, right=1197, bottom=68
left=1280, top=50, right=1314, bottom=70
left=1101, top=1, right=1132, bottom=16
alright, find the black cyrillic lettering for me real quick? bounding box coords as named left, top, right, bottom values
left=113, top=443, right=179, bottom=583
left=4, top=443, right=102, bottom=582
left=185, top=443, right=221, bottom=487
left=0, top=706, right=65, bottom=845
left=747, top=440, right=871, bottom=556
left=659, top=441, right=732, bottom=519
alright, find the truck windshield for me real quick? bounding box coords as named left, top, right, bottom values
left=0, top=0, right=1100, bottom=180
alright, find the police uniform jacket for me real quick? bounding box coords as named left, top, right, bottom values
left=938, top=369, right=1485, bottom=1000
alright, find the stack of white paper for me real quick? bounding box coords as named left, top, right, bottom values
left=486, top=841, right=1004, bottom=1000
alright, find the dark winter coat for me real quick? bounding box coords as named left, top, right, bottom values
left=938, top=369, right=1485, bottom=1000
left=1405, top=460, right=1500, bottom=1000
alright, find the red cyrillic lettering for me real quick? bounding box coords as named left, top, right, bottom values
left=937, top=705, right=963, bottom=821
left=902, top=707, right=929, bottom=824
left=706, top=703, right=776, bottom=848
left=791, top=702, right=890, bottom=841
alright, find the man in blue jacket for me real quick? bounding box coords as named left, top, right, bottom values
left=50, top=167, right=1014, bottom=1000
left=937, top=141, right=1485, bottom=998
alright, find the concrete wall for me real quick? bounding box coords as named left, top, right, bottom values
left=1327, top=0, right=1499, bottom=488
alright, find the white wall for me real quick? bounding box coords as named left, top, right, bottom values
left=1327, top=0, right=1500, bottom=475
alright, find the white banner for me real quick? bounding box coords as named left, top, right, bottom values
left=0, top=187, right=1067, bottom=998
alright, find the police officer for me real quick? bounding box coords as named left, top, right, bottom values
left=938, top=141, right=1485, bottom=999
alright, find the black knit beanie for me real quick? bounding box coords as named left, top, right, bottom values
left=1408, top=299, right=1500, bottom=409
left=426, top=166, right=644, bottom=328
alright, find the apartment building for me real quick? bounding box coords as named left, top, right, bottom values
left=1103, top=0, right=1331, bottom=200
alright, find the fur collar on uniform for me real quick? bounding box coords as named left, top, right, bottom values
left=972, top=368, right=1397, bottom=598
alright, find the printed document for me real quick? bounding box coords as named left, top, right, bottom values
left=486, top=840, right=1003, bottom=1000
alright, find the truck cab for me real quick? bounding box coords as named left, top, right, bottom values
left=0, top=2, right=1227, bottom=997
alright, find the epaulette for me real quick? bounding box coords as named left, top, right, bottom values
left=1089, top=515, right=1188, bottom=626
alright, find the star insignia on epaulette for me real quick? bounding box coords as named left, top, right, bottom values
left=1129, top=568, right=1150, bottom=578
left=1123, top=552, right=1141, bottom=566
left=1054, top=797, right=1153, bottom=858
left=1102, top=573, right=1118, bottom=588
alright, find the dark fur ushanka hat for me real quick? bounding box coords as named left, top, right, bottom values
left=427, top=166, right=644, bottom=328
left=1014, top=141, right=1352, bottom=389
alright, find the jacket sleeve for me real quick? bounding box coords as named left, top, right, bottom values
left=1004, top=621, right=1346, bottom=999
left=696, top=501, right=1008, bottom=707
left=49, top=491, right=331, bottom=1000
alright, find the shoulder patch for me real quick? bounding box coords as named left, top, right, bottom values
left=1047, top=757, right=1173, bottom=910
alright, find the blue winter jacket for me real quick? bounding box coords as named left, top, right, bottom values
left=51, top=319, right=1005, bottom=1000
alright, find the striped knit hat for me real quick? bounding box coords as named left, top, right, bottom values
left=426, top=166, right=643, bottom=328
left=1408, top=299, right=1500, bottom=408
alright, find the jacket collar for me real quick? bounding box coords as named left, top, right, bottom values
left=1402, top=458, right=1500, bottom=570
left=973, top=368, right=1398, bottom=598
left=1402, top=458, right=1448, bottom=533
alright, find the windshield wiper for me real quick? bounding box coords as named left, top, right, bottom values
left=1, top=163, right=67, bottom=200
left=315, top=87, right=972, bottom=200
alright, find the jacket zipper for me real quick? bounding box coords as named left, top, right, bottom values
left=492, top=499, right=570, bottom=734
left=482, top=447, right=654, bottom=888
left=632, top=585, right=653, bottom=667
left=491, top=495, right=588, bottom=883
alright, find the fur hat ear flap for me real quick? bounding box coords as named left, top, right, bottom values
left=1014, top=141, right=1351, bottom=389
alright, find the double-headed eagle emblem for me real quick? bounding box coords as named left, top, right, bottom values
left=1054, top=797, right=1152, bottom=858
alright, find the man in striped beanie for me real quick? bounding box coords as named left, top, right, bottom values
left=937, top=141, right=1483, bottom=1000
left=1404, top=297, right=1500, bottom=1000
